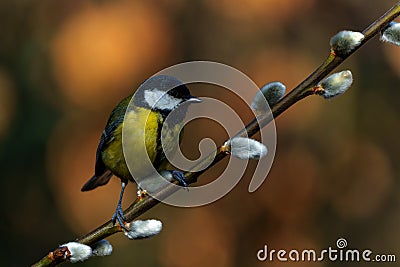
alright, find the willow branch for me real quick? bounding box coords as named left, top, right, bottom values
left=31, top=2, right=400, bottom=266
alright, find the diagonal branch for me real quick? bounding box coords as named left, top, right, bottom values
left=31, top=2, right=400, bottom=266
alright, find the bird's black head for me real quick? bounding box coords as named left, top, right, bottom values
left=134, top=75, right=201, bottom=114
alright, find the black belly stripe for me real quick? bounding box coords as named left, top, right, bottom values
left=153, top=116, right=165, bottom=169
left=153, top=107, right=187, bottom=170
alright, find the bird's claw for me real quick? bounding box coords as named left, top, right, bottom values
left=169, top=170, right=189, bottom=189
left=112, top=205, right=128, bottom=230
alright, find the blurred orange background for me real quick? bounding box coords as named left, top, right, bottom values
left=1, top=1, right=399, bottom=266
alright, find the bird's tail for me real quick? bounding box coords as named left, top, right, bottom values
left=81, top=170, right=113, bottom=191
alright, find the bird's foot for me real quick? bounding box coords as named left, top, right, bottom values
left=112, top=204, right=128, bottom=230
left=169, top=170, right=189, bottom=188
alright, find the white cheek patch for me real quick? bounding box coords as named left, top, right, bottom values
left=144, top=88, right=164, bottom=107
left=144, top=88, right=182, bottom=110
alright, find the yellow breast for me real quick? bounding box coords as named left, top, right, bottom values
left=101, top=107, right=161, bottom=181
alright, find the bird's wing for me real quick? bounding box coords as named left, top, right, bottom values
left=81, top=119, right=122, bottom=191
left=94, top=95, right=132, bottom=176
left=81, top=95, right=132, bottom=191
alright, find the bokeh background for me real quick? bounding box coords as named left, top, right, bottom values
left=1, top=0, right=400, bottom=266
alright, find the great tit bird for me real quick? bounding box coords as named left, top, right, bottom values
left=81, top=75, right=201, bottom=226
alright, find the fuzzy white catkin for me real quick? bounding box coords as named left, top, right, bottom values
left=125, top=219, right=163, bottom=240
left=61, top=242, right=92, bottom=263
left=330, top=30, right=364, bottom=56
left=91, top=239, right=113, bottom=257
left=251, top=82, right=286, bottom=113
left=227, top=137, right=267, bottom=160
left=380, top=22, right=400, bottom=46
left=319, top=70, right=353, bottom=99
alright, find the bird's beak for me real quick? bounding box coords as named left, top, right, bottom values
left=186, top=96, right=202, bottom=103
